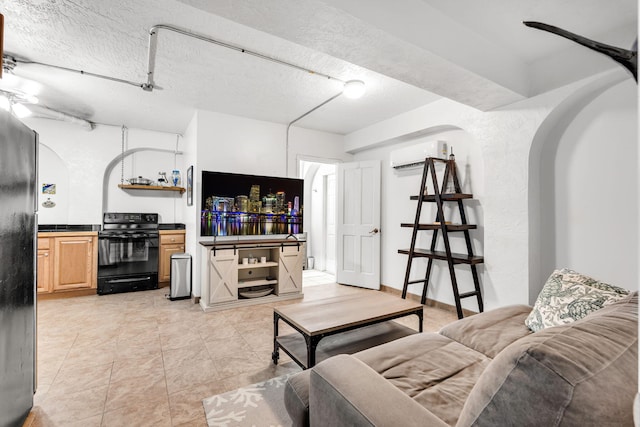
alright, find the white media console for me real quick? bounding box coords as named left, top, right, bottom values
left=199, top=237, right=305, bottom=311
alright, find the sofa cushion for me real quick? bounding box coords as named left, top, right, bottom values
left=458, top=292, right=638, bottom=427
left=310, top=355, right=448, bottom=427
left=284, top=369, right=310, bottom=427
left=354, top=332, right=490, bottom=426
left=440, top=304, right=532, bottom=358
left=525, top=268, right=630, bottom=332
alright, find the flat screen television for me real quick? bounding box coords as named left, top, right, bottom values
left=201, top=171, right=303, bottom=237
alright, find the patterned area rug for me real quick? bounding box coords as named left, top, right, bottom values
left=203, top=373, right=295, bottom=427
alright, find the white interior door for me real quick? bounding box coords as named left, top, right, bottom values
left=336, top=160, right=381, bottom=289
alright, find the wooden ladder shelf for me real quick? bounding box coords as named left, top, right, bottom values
left=399, top=157, right=484, bottom=319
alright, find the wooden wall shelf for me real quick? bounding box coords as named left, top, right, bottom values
left=118, top=184, right=185, bottom=194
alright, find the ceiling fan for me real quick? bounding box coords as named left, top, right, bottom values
left=524, top=21, right=637, bottom=82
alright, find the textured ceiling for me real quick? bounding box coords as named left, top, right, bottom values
left=0, top=0, right=636, bottom=135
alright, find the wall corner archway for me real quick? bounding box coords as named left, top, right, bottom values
left=528, top=70, right=636, bottom=301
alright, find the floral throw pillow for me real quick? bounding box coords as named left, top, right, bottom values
left=525, top=268, right=630, bottom=332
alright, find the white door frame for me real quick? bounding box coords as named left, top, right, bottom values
left=298, top=155, right=341, bottom=273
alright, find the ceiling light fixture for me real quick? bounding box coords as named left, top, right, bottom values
left=342, top=80, right=366, bottom=99
left=0, top=94, right=9, bottom=111
left=11, top=102, right=31, bottom=118
left=285, top=81, right=366, bottom=175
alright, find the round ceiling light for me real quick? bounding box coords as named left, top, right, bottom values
left=342, top=80, right=366, bottom=99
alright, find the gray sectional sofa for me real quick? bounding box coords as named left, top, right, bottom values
left=284, top=292, right=638, bottom=426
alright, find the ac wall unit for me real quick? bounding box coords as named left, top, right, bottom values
left=390, top=140, right=447, bottom=170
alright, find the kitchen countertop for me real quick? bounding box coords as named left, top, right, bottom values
left=38, top=224, right=101, bottom=232
left=159, top=223, right=186, bottom=230
left=38, top=231, right=98, bottom=237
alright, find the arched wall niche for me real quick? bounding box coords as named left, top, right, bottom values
left=528, top=71, right=636, bottom=301
left=101, top=147, right=183, bottom=217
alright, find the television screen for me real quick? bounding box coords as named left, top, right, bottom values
left=201, top=171, right=303, bottom=237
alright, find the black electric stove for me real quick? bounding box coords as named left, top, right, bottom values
left=97, top=213, right=159, bottom=295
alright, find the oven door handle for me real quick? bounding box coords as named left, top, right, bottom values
left=105, top=277, right=152, bottom=284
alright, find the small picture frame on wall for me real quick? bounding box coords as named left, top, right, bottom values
left=187, top=165, right=193, bottom=206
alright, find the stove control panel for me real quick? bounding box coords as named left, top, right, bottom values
left=103, top=212, right=158, bottom=225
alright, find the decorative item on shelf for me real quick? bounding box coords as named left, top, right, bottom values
left=445, top=147, right=456, bottom=194
left=186, top=165, right=193, bottom=206
left=239, top=286, right=274, bottom=298
left=260, top=256, right=267, bottom=263
left=171, top=169, right=181, bottom=187
left=129, top=176, right=153, bottom=185
left=158, top=171, right=168, bottom=186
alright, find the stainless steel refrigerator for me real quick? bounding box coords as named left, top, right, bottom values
left=0, top=109, right=38, bottom=427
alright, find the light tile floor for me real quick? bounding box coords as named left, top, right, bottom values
left=301, top=269, right=336, bottom=287
left=27, top=280, right=458, bottom=426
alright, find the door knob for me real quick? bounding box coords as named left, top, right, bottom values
left=369, top=228, right=380, bottom=234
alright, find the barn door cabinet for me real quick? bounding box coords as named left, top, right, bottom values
left=200, top=238, right=305, bottom=312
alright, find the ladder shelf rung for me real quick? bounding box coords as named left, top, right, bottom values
left=459, top=291, right=480, bottom=299
left=409, top=193, right=473, bottom=202
left=398, top=249, right=484, bottom=265
left=400, top=223, right=477, bottom=231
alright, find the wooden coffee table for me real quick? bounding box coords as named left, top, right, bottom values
left=272, top=292, right=423, bottom=369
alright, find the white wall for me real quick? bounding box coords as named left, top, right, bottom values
left=346, top=69, right=637, bottom=311
left=24, top=118, right=186, bottom=224
left=354, top=130, right=485, bottom=310
left=38, top=144, right=69, bottom=224
left=190, top=110, right=352, bottom=296
left=553, top=79, right=637, bottom=288
left=181, top=113, right=199, bottom=300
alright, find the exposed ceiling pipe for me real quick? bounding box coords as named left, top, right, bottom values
left=29, top=104, right=95, bottom=131
left=145, top=24, right=344, bottom=92
left=284, top=80, right=365, bottom=176
left=3, top=24, right=357, bottom=135
left=285, top=91, right=342, bottom=176
left=3, top=53, right=148, bottom=89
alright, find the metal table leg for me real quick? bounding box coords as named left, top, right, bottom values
left=305, top=334, right=323, bottom=368
left=272, top=312, right=280, bottom=365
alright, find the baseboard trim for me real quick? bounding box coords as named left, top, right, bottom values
left=37, top=288, right=97, bottom=300
left=380, top=284, right=477, bottom=318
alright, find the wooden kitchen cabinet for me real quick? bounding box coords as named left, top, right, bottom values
left=52, top=235, right=97, bottom=291
left=159, top=230, right=186, bottom=286
left=37, top=232, right=98, bottom=297
left=36, top=238, right=52, bottom=294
